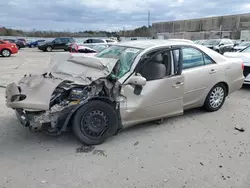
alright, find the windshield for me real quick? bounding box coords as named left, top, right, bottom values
left=204, top=39, right=220, bottom=45
left=95, top=45, right=142, bottom=78
left=239, top=42, right=250, bottom=46
left=241, top=46, right=250, bottom=53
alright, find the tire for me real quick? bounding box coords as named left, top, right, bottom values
left=1, top=49, right=11, bottom=57
left=31, top=44, right=35, bottom=48
left=72, top=100, right=119, bottom=145
left=203, top=83, right=226, bottom=112
left=46, top=46, right=52, bottom=52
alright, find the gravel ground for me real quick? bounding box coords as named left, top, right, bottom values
left=0, top=48, right=250, bottom=188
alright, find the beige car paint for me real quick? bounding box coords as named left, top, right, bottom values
left=5, top=40, right=244, bottom=130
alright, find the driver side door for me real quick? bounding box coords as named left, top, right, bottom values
left=120, top=48, right=184, bottom=127
left=53, top=38, right=63, bottom=49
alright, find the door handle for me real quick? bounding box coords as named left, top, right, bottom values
left=209, top=69, right=217, bottom=74
left=172, top=82, right=184, bottom=88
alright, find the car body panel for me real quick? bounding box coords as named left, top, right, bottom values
left=120, top=74, right=184, bottom=127
left=0, top=40, right=18, bottom=55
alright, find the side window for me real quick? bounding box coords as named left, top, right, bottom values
left=92, top=39, right=104, bottom=43
left=54, top=38, right=62, bottom=44
left=137, top=50, right=172, bottom=81
left=182, top=47, right=204, bottom=69
left=61, top=38, right=68, bottom=43
left=84, top=39, right=91, bottom=43
left=204, top=55, right=213, bottom=65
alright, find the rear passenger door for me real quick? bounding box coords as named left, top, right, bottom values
left=179, top=47, right=220, bottom=109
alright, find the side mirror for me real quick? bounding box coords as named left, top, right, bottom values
left=127, top=75, right=146, bottom=86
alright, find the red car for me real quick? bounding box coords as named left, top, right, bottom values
left=0, top=40, right=18, bottom=57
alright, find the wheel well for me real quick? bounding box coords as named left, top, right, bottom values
left=217, top=82, right=229, bottom=96
left=1, top=48, right=11, bottom=53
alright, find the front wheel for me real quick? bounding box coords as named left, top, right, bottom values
left=72, top=100, right=119, bottom=145
left=203, top=84, right=226, bottom=112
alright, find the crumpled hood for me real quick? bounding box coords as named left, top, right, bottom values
left=45, top=53, right=118, bottom=85
left=6, top=54, right=119, bottom=110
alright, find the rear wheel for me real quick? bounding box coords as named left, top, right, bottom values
left=1, top=49, right=11, bottom=57
left=72, top=100, right=119, bottom=145
left=31, top=44, right=35, bottom=48
left=203, top=83, right=226, bottom=112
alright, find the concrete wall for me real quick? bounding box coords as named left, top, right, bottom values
left=152, top=13, right=250, bottom=40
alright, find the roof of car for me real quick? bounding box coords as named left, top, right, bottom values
left=115, top=39, right=192, bottom=49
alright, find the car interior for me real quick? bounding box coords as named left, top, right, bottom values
left=138, top=51, right=172, bottom=81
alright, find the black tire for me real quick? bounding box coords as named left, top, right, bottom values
left=72, top=100, right=119, bottom=145
left=1, top=49, right=11, bottom=57
left=46, top=46, right=52, bottom=52
left=31, top=44, right=35, bottom=48
left=203, top=83, right=226, bottom=112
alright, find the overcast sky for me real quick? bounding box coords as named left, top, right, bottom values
left=0, top=0, right=250, bottom=31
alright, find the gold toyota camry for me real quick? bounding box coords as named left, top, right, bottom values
left=5, top=40, right=244, bottom=145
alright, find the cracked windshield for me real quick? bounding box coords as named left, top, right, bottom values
left=0, top=0, right=249, bottom=187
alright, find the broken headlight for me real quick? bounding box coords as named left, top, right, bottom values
left=69, top=88, right=88, bottom=101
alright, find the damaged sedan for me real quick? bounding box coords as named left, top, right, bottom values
left=5, top=40, right=244, bottom=145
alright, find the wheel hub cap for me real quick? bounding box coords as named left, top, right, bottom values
left=209, top=87, right=224, bottom=108
left=81, top=110, right=108, bottom=138
left=2, top=50, right=10, bottom=56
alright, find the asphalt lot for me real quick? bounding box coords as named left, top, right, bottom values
left=0, top=48, right=250, bottom=188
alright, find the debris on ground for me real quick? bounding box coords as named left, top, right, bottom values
left=163, top=179, right=170, bottom=183
left=200, top=162, right=204, bottom=166
left=93, top=150, right=107, bottom=157
left=222, top=175, right=226, bottom=180
left=234, top=125, right=245, bottom=132
left=219, top=165, right=223, bottom=168
left=76, top=145, right=95, bottom=153
left=134, top=141, right=139, bottom=146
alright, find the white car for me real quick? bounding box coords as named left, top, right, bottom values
left=83, top=38, right=117, bottom=45
left=224, top=45, right=250, bottom=84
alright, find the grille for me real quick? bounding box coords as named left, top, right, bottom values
left=243, top=66, right=250, bottom=77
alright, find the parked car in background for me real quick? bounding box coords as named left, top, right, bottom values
left=17, top=38, right=27, bottom=46
left=194, top=39, right=207, bottom=45
left=203, top=39, right=234, bottom=54
left=28, top=39, right=46, bottom=48
left=3, top=39, right=25, bottom=50
left=0, top=40, right=18, bottom=57
left=167, top=39, right=194, bottom=43
left=5, top=40, right=244, bottom=145
left=38, top=37, right=75, bottom=52
left=83, top=38, right=117, bottom=45
left=224, top=45, right=250, bottom=84
left=233, top=41, right=250, bottom=51
left=70, top=44, right=110, bottom=55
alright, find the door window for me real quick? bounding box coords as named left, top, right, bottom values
left=54, top=38, right=62, bottom=44
left=182, top=47, right=214, bottom=69
left=92, top=39, right=105, bottom=43
left=137, top=50, right=172, bottom=81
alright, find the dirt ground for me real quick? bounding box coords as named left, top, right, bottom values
left=0, top=48, right=250, bottom=188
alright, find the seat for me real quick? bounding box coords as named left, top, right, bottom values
left=162, top=53, right=171, bottom=76
left=140, top=62, right=167, bottom=81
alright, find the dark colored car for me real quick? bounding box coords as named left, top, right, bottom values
left=3, top=39, right=25, bottom=50
left=203, top=39, right=234, bottom=54
left=28, top=40, right=46, bottom=48
left=38, top=37, right=75, bottom=52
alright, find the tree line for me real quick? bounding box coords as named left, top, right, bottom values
left=0, top=26, right=151, bottom=38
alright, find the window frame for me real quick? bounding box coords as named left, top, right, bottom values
left=134, top=47, right=175, bottom=81
left=179, top=46, right=216, bottom=70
